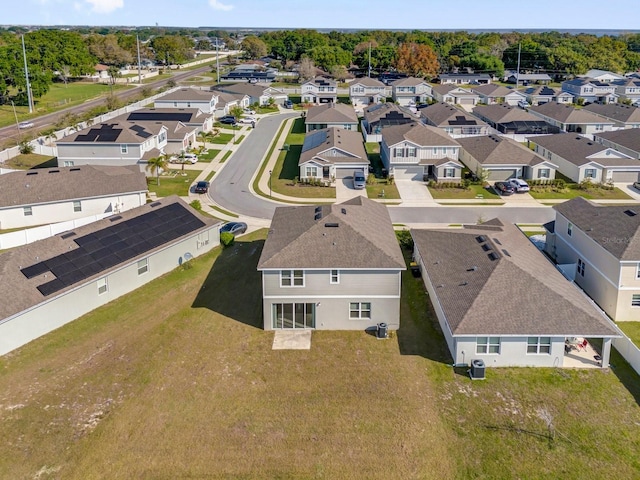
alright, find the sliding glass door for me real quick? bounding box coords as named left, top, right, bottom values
left=272, top=303, right=316, bottom=329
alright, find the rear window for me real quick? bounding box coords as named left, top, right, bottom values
left=355, top=173, right=365, bottom=180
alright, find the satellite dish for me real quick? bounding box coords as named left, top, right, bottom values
left=184, top=252, right=193, bottom=261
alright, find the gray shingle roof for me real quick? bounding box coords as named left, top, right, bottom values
left=529, top=103, right=614, bottom=124
left=305, top=103, right=358, bottom=124
left=554, top=197, right=640, bottom=260
left=594, top=129, right=640, bottom=154
left=531, top=133, right=639, bottom=167
left=58, top=121, right=165, bottom=145
left=299, top=128, right=368, bottom=167
left=363, top=103, right=413, bottom=123
left=411, top=222, right=618, bottom=337
left=419, top=102, right=487, bottom=128
left=457, top=135, right=546, bottom=166
left=0, top=165, right=147, bottom=209
left=390, top=76, right=428, bottom=87
left=583, top=103, right=640, bottom=124
left=213, top=82, right=268, bottom=97
left=381, top=122, right=459, bottom=147
left=472, top=84, right=515, bottom=97
left=473, top=104, right=541, bottom=123
left=351, top=77, right=386, bottom=88
left=257, top=197, right=405, bottom=270
left=155, top=87, right=217, bottom=102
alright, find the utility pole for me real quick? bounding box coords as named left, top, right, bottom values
left=368, top=42, right=371, bottom=78
left=22, top=35, right=33, bottom=113
left=216, top=37, right=220, bottom=84
left=515, top=43, right=521, bottom=89
left=136, top=34, right=142, bottom=84
left=11, top=101, right=20, bottom=143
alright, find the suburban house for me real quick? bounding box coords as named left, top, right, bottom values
left=127, top=108, right=214, bottom=135
left=298, top=128, right=369, bottom=182
left=213, top=91, right=251, bottom=118
left=154, top=87, right=218, bottom=114
left=529, top=133, right=640, bottom=183
left=582, top=69, right=625, bottom=83
left=544, top=196, right=640, bottom=322
left=257, top=196, right=406, bottom=331
left=431, top=85, right=480, bottom=107
left=360, top=103, right=414, bottom=142
left=213, top=82, right=288, bottom=106
left=301, top=76, right=338, bottom=104
left=0, top=165, right=147, bottom=230
left=471, top=84, right=526, bottom=106
left=561, top=78, right=618, bottom=104
left=472, top=104, right=560, bottom=136
left=582, top=103, right=640, bottom=129
left=457, top=134, right=557, bottom=181
left=506, top=73, right=552, bottom=85
left=304, top=103, right=359, bottom=132
left=594, top=129, right=640, bottom=159
left=220, top=65, right=277, bottom=83
left=412, top=219, right=619, bottom=368
left=0, top=196, right=221, bottom=356
left=612, top=78, right=640, bottom=105
left=438, top=73, right=491, bottom=85
left=523, top=86, right=567, bottom=106
left=349, top=77, right=390, bottom=109
left=389, top=77, right=432, bottom=106
left=528, top=103, right=616, bottom=136
left=380, top=123, right=463, bottom=182
left=419, top=102, right=490, bottom=137
left=56, top=120, right=168, bottom=171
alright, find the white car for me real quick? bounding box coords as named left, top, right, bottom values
left=509, top=178, right=530, bottom=192
left=18, top=121, right=34, bottom=129
left=169, top=153, right=198, bottom=164
left=243, top=109, right=256, bottom=115
left=238, top=117, right=257, bottom=124
left=517, top=100, right=530, bottom=109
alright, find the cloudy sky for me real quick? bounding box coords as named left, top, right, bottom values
left=4, top=0, right=640, bottom=30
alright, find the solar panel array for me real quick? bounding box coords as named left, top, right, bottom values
left=21, top=203, right=206, bottom=297
left=302, top=130, right=329, bottom=152
left=75, top=124, right=122, bottom=143
left=128, top=111, right=193, bottom=123
left=448, top=115, right=478, bottom=126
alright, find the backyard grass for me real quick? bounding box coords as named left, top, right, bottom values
left=618, top=322, right=640, bottom=348
left=428, top=184, right=502, bottom=200
left=146, top=170, right=199, bottom=197
left=0, top=233, right=639, bottom=479
left=1, top=153, right=57, bottom=170
left=529, top=184, right=632, bottom=200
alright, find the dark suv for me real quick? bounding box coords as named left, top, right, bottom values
left=194, top=181, right=210, bottom=194
left=219, top=115, right=236, bottom=125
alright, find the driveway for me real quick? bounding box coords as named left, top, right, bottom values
left=395, top=179, right=438, bottom=206
left=336, top=177, right=367, bottom=202
left=495, top=191, right=544, bottom=207
left=615, top=183, right=640, bottom=201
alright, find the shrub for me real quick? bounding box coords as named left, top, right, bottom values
left=387, top=175, right=395, bottom=185
left=19, top=141, right=34, bottom=154
left=189, top=199, right=202, bottom=210
left=367, top=173, right=376, bottom=185
left=427, top=180, right=436, bottom=188
left=395, top=229, right=413, bottom=250
left=220, top=232, right=235, bottom=247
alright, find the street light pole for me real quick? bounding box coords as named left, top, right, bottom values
left=269, top=169, right=272, bottom=198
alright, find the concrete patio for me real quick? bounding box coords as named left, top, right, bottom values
left=563, top=340, right=603, bottom=368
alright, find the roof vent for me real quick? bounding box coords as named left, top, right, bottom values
left=69, top=168, right=81, bottom=171
left=109, top=215, right=122, bottom=222
left=488, top=252, right=499, bottom=261
left=341, top=208, right=346, bottom=215
left=150, top=201, right=161, bottom=207
left=467, top=266, right=478, bottom=272
left=482, top=243, right=493, bottom=251
left=624, top=209, right=637, bottom=217
left=493, top=238, right=502, bottom=245
left=48, top=170, right=60, bottom=173
left=325, top=222, right=339, bottom=228
left=475, top=235, right=486, bottom=243
left=26, top=171, right=38, bottom=176
left=459, top=281, right=468, bottom=286
left=501, top=249, right=511, bottom=257
left=314, top=212, right=322, bottom=220
left=60, top=231, right=76, bottom=239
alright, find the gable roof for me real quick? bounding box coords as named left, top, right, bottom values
left=584, top=69, right=625, bottom=80
left=525, top=85, right=558, bottom=97
left=530, top=133, right=637, bottom=167
left=411, top=222, right=618, bottom=337
left=257, top=197, right=405, bottom=270
left=298, top=128, right=368, bottom=166
left=529, top=103, right=615, bottom=125
left=305, top=103, right=358, bottom=124
left=390, top=76, right=428, bottom=87
left=381, top=122, right=460, bottom=148
left=509, top=73, right=552, bottom=81
left=457, top=135, right=547, bottom=166
left=594, top=129, right=640, bottom=154
left=554, top=197, right=640, bottom=260
left=155, top=87, right=217, bottom=102
left=472, top=104, right=540, bottom=123
left=420, top=102, right=487, bottom=128
left=363, top=103, right=413, bottom=124
left=215, top=91, right=247, bottom=107
left=58, top=121, right=165, bottom=145
left=0, top=196, right=218, bottom=320
left=0, top=165, right=147, bottom=209
left=351, top=77, right=386, bottom=88
left=304, top=76, right=337, bottom=87
left=126, top=108, right=209, bottom=124
left=582, top=103, right=640, bottom=124
left=472, top=84, right=515, bottom=97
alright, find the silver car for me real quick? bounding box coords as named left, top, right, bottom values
left=509, top=178, right=530, bottom=192
left=353, top=170, right=366, bottom=189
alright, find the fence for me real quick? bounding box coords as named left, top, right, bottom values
left=613, top=334, right=640, bottom=376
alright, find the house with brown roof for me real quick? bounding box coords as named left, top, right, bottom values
left=457, top=135, right=557, bottom=181
left=380, top=123, right=463, bottom=182
left=528, top=133, right=640, bottom=183
left=301, top=76, right=338, bottom=104
left=594, top=129, right=640, bottom=159
left=154, top=87, right=219, bottom=114
left=213, top=82, right=288, bottom=106
left=471, top=84, right=526, bottom=106
left=0, top=165, right=147, bottom=230
left=472, top=104, right=560, bottom=136
left=298, top=128, right=369, bottom=182
left=412, top=219, right=619, bottom=368
left=127, top=108, right=214, bottom=135
left=419, top=102, right=490, bottom=137
left=582, top=103, right=640, bottom=129
left=349, top=77, right=390, bottom=109
left=523, top=85, right=570, bottom=106
left=304, top=103, right=359, bottom=133
left=431, top=85, right=480, bottom=107
left=528, top=103, right=617, bottom=137
left=544, top=197, right=640, bottom=322
left=390, top=77, right=432, bottom=106
left=213, top=91, right=251, bottom=118
left=360, top=103, right=414, bottom=142
left=257, top=196, right=405, bottom=331
left=0, top=196, right=221, bottom=356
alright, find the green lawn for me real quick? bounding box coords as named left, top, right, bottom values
left=198, top=148, right=220, bottom=162
left=219, top=151, right=232, bottom=163
left=0, top=233, right=639, bottom=478
left=429, top=184, right=502, bottom=200
left=204, top=170, right=216, bottom=182
left=146, top=170, right=199, bottom=197
left=1, top=153, right=57, bottom=170
left=366, top=179, right=400, bottom=199
left=234, top=134, right=245, bottom=144
left=210, top=133, right=234, bottom=144
left=209, top=204, right=239, bottom=218
left=618, top=322, right=640, bottom=348
left=529, top=184, right=632, bottom=200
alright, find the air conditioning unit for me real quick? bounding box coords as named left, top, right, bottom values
left=469, top=359, right=486, bottom=380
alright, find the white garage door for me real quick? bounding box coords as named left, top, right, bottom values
left=611, top=171, right=640, bottom=183
left=488, top=169, right=517, bottom=181
left=459, top=97, right=476, bottom=105
left=335, top=168, right=353, bottom=179
left=394, top=166, right=424, bottom=180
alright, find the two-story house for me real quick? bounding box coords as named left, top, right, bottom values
left=304, top=103, right=359, bottom=132
left=413, top=219, right=619, bottom=369
left=380, top=123, right=462, bottom=182
left=349, top=77, right=390, bottom=110
left=594, top=129, right=640, bottom=159
left=257, top=197, right=406, bottom=331
left=431, top=85, right=480, bottom=107
left=390, top=77, right=432, bottom=106
left=582, top=103, right=640, bottom=129
left=529, top=133, right=640, bottom=183
left=612, top=78, right=640, bottom=105
left=523, top=86, right=573, bottom=106
left=301, top=76, right=338, bottom=104
left=528, top=103, right=616, bottom=136
left=561, top=78, right=618, bottom=104
left=154, top=87, right=219, bottom=114
left=457, top=134, right=557, bottom=181
left=582, top=69, right=625, bottom=83
left=419, top=102, right=490, bottom=137
left=471, top=84, right=526, bottom=106
left=360, top=103, right=414, bottom=143
left=545, top=196, right=640, bottom=321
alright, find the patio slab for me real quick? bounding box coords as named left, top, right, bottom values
left=272, top=330, right=312, bottom=350
left=563, top=341, right=602, bottom=368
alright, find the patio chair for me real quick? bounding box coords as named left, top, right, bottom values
left=578, top=339, right=588, bottom=351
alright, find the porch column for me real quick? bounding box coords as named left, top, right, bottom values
left=601, top=338, right=612, bottom=368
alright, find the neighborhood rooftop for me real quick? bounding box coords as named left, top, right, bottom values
left=531, top=133, right=638, bottom=167
left=457, top=135, right=546, bottom=165
left=381, top=122, right=459, bottom=147
left=299, top=128, right=367, bottom=166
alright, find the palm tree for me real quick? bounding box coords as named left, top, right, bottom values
left=146, top=154, right=169, bottom=186
left=197, top=131, right=211, bottom=146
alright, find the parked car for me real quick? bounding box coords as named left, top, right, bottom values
left=220, top=222, right=248, bottom=235
left=18, top=121, right=34, bottom=129
left=238, top=116, right=257, bottom=124
left=509, top=178, right=530, bottom=193
left=283, top=100, right=293, bottom=109
left=243, top=108, right=256, bottom=115
left=194, top=181, right=209, bottom=194
left=517, top=100, right=530, bottom=109
left=494, top=181, right=515, bottom=195
left=169, top=153, right=198, bottom=164
left=353, top=170, right=366, bottom=190
left=219, top=115, right=237, bottom=125
left=633, top=181, right=640, bottom=191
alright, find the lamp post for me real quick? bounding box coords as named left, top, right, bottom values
left=269, top=169, right=272, bottom=198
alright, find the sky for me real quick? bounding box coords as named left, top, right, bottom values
left=3, top=0, right=640, bottom=31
